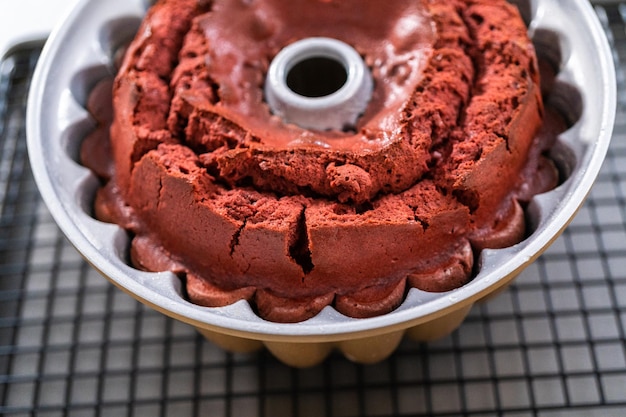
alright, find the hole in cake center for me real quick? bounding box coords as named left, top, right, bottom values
left=264, top=37, right=373, bottom=131
left=286, top=57, right=348, bottom=98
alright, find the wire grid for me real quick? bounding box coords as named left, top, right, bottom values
left=1, top=4, right=626, bottom=417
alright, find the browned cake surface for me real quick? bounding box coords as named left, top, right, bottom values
left=82, top=0, right=560, bottom=322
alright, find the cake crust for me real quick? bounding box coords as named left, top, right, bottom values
left=83, top=0, right=560, bottom=322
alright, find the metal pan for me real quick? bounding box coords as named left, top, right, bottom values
left=27, top=0, right=615, bottom=366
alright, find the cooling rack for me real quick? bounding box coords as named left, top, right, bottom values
left=1, top=2, right=625, bottom=416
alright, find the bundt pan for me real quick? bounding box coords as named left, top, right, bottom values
left=27, top=0, right=615, bottom=367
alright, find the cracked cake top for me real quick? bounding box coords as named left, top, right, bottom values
left=82, top=0, right=559, bottom=322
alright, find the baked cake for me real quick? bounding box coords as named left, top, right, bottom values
left=81, top=0, right=561, bottom=322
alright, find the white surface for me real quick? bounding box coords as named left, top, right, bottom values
left=0, top=0, right=79, bottom=59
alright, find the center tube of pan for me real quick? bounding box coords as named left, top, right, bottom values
left=264, top=37, right=373, bottom=131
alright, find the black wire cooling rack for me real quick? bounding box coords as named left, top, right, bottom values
left=1, top=2, right=626, bottom=416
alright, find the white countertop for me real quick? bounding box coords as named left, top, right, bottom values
left=0, top=0, right=80, bottom=59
